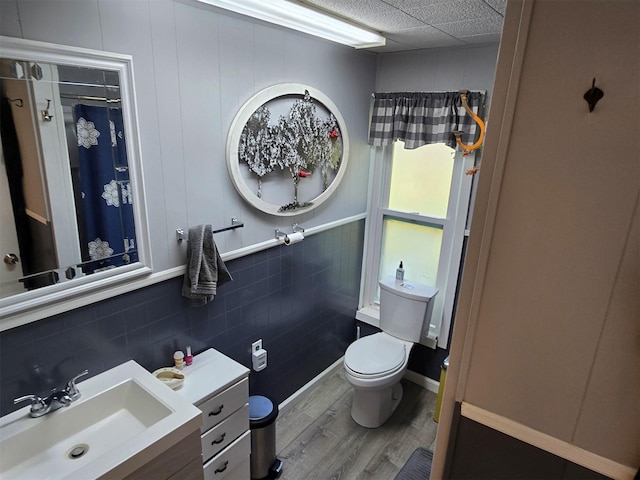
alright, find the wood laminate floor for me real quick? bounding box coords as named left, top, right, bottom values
left=275, top=369, right=439, bottom=480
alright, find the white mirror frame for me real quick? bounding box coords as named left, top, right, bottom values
left=227, top=83, right=350, bottom=216
left=0, top=36, right=151, bottom=329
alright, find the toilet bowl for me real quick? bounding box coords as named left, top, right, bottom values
left=344, top=332, right=413, bottom=428
left=344, top=277, right=438, bottom=428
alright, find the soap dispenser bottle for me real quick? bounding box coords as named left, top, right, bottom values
left=395, top=261, right=405, bottom=282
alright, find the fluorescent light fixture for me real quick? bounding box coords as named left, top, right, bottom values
left=195, top=0, right=386, bottom=49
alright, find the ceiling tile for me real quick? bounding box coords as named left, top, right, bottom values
left=386, top=25, right=464, bottom=47
left=484, top=0, right=507, bottom=14
left=350, top=9, right=426, bottom=32
left=406, top=0, right=500, bottom=25
left=304, top=0, right=423, bottom=32
left=386, top=0, right=454, bottom=7
left=300, top=0, right=392, bottom=16
left=434, top=15, right=503, bottom=36
left=299, top=0, right=425, bottom=31
left=290, top=0, right=504, bottom=52
left=459, top=32, right=502, bottom=44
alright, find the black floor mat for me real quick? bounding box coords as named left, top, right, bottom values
left=394, top=447, right=433, bottom=480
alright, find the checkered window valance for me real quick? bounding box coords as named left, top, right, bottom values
left=368, top=91, right=484, bottom=150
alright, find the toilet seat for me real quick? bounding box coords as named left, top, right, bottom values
left=344, top=333, right=407, bottom=379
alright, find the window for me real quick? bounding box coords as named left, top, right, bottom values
left=358, top=141, right=475, bottom=349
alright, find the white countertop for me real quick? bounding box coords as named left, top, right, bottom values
left=173, top=348, right=250, bottom=405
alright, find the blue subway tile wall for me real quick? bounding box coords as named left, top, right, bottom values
left=0, top=220, right=364, bottom=416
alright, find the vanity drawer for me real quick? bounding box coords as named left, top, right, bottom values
left=222, top=456, right=250, bottom=480
left=199, top=377, right=248, bottom=433
left=203, top=431, right=250, bottom=480
left=201, top=403, right=249, bottom=463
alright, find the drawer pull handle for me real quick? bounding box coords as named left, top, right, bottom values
left=209, top=405, right=224, bottom=416
left=212, top=432, right=226, bottom=445
left=214, top=460, right=229, bottom=474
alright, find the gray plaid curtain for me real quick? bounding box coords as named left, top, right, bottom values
left=368, top=91, right=484, bottom=150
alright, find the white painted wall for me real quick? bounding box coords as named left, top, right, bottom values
left=0, top=0, right=376, bottom=275
left=375, top=44, right=499, bottom=101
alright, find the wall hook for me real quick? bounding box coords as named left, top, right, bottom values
left=7, top=98, right=23, bottom=107
left=41, top=99, right=53, bottom=122
left=583, top=78, right=604, bottom=113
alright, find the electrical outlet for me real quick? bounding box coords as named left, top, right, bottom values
left=252, top=339, right=263, bottom=352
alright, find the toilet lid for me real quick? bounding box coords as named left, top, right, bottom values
left=345, top=333, right=406, bottom=376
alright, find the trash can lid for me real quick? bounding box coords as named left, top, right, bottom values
left=249, top=395, right=279, bottom=428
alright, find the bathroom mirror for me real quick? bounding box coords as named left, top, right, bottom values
left=0, top=36, right=151, bottom=324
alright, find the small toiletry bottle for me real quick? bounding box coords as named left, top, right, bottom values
left=185, top=346, right=193, bottom=366
left=396, top=261, right=405, bottom=282
left=173, top=350, right=184, bottom=370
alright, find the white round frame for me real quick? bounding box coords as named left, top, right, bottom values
left=227, top=83, right=349, bottom=216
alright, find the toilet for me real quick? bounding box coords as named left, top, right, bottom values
left=344, top=277, right=438, bottom=428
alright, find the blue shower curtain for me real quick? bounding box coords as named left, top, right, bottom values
left=74, top=104, right=137, bottom=273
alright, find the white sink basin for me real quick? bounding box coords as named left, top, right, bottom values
left=0, top=360, right=200, bottom=480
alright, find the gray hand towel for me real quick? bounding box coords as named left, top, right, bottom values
left=182, top=224, right=233, bottom=306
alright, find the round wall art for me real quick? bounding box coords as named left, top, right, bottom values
left=227, top=83, right=349, bottom=216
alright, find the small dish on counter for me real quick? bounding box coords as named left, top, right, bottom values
left=152, top=367, right=185, bottom=390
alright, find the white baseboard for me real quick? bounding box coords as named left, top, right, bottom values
left=279, top=358, right=441, bottom=416
left=404, top=369, right=440, bottom=394
left=278, top=357, right=344, bottom=415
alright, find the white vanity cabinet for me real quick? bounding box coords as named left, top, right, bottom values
left=175, top=349, right=251, bottom=480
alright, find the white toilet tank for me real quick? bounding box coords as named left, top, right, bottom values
left=379, top=277, right=438, bottom=342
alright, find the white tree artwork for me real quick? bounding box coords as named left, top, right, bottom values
left=229, top=84, right=349, bottom=216
left=237, top=105, right=274, bottom=199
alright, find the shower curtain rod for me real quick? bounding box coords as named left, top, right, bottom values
left=60, top=93, right=121, bottom=103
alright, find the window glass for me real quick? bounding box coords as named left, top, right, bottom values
left=377, top=218, right=442, bottom=300
left=389, top=142, right=455, bottom=218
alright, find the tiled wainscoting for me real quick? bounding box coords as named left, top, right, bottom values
left=0, top=220, right=365, bottom=416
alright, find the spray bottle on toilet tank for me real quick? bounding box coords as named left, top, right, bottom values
left=395, top=261, right=405, bottom=282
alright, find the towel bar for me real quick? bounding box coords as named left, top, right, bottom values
left=177, top=217, right=243, bottom=242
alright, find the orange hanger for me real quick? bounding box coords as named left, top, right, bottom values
left=453, top=90, right=485, bottom=156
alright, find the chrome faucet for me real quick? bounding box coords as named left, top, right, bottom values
left=65, top=370, right=89, bottom=401
left=13, top=370, right=88, bottom=418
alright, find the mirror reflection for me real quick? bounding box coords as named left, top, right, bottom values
left=0, top=57, right=138, bottom=299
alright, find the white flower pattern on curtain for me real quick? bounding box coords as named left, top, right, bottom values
left=77, top=117, right=100, bottom=148
left=74, top=104, right=137, bottom=272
